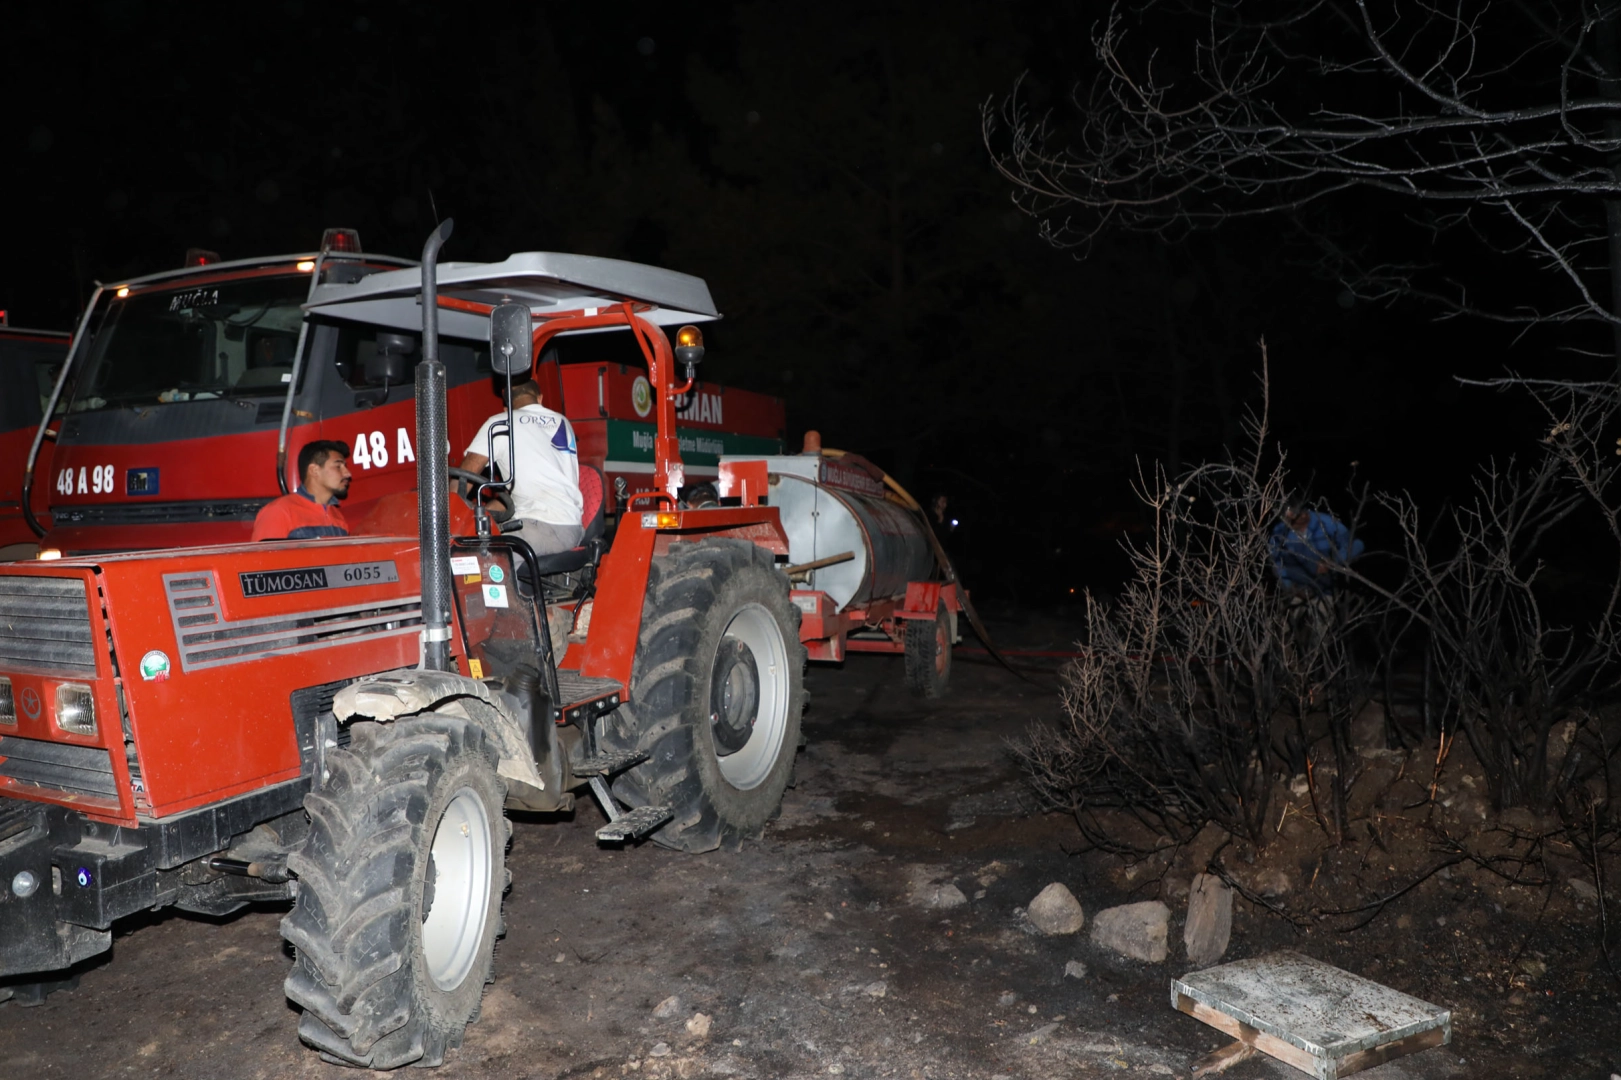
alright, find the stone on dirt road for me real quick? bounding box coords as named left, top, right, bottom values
left=1027, top=882, right=1086, bottom=935
left=906, top=864, right=969, bottom=909
left=1064, top=960, right=1088, bottom=979
left=1090, top=901, right=1171, bottom=962
left=1183, top=873, right=1233, bottom=967
left=863, top=980, right=888, bottom=998
left=685, top=1012, right=712, bottom=1037
left=653, top=995, right=683, bottom=1019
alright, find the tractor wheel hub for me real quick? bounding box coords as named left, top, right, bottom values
left=710, top=638, right=761, bottom=756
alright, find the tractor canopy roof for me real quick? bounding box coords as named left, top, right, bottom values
left=304, top=252, right=720, bottom=342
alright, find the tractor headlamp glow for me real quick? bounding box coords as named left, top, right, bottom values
left=55, top=684, right=95, bottom=737
left=0, top=677, right=14, bottom=726
left=675, top=325, right=703, bottom=350
left=641, top=511, right=681, bottom=530
left=115, top=286, right=130, bottom=299
left=295, top=259, right=316, bottom=272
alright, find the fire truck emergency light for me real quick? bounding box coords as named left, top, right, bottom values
left=184, top=248, right=220, bottom=267
left=320, top=228, right=362, bottom=253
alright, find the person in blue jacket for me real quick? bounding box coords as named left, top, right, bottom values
left=1270, top=499, right=1363, bottom=594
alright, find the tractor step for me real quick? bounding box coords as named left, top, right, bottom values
left=595, top=804, right=674, bottom=844
left=571, top=748, right=649, bottom=777
left=555, top=671, right=625, bottom=724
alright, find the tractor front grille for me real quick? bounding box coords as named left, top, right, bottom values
left=0, top=576, right=96, bottom=676
left=163, top=573, right=421, bottom=673
left=0, top=734, right=118, bottom=799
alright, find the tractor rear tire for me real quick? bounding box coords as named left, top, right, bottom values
left=282, top=715, right=508, bottom=1069
left=904, top=602, right=952, bottom=698
left=603, top=539, right=806, bottom=853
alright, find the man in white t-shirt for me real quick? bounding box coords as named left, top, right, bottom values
left=460, top=379, right=584, bottom=555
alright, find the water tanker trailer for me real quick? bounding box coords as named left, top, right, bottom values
left=715, top=437, right=961, bottom=699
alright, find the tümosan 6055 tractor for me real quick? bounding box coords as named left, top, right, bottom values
left=0, top=222, right=962, bottom=1067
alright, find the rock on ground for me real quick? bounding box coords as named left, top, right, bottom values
left=1090, top=901, right=1171, bottom=962
left=912, top=883, right=968, bottom=910
left=1182, top=873, right=1232, bottom=967
left=1064, top=960, right=1088, bottom=979
left=685, top=1012, right=712, bottom=1037
left=1027, top=882, right=1085, bottom=935
left=653, top=995, right=682, bottom=1019
left=1351, top=700, right=1386, bottom=752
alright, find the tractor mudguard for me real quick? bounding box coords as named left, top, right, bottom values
left=332, top=669, right=545, bottom=792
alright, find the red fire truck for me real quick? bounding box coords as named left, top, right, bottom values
left=0, top=321, right=71, bottom=560
left=25, top=234, right=784, bottom=555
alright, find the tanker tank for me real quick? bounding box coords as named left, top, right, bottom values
left=722, top=454, right=934, bottom=612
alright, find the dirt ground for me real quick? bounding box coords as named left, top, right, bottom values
left=1, top=614, right=1616, bottom=1079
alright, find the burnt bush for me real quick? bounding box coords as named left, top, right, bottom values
left=1016, top=392, right=1381, bottom=850
left=1379, top=382, right=1621, bottom=855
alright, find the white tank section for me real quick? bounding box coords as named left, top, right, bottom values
left=725, top=454, right=935, bottom=612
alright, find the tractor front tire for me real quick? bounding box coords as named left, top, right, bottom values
left=904, top=602, right=952, bottom=698
left=604, top=539, right=806, bottom=853
left=282, top=715, right=508, bottom=1069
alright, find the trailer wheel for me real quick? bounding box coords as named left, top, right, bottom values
left=603, top=539, right=806, bottom=853
left=904, top=602, right=952, bottom=698
left=282, top=714, right=508, bottom=1069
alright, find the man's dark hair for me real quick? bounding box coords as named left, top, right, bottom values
left=298, top=440, right=350, bottom=485
left=503, top=378, right=542, bottom=403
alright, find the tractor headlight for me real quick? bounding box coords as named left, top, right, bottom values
left=55, top=684, right=95, bottom=737
left=0, top=677, right=14, bottom=726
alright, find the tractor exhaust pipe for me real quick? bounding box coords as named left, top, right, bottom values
left=417, top=219, right=455, bottom=672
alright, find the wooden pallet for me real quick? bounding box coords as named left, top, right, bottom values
left=1172, top=951, right=1451, bottom=1079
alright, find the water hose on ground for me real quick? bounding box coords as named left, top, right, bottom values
left=817, top=448, right=1030, bottom=682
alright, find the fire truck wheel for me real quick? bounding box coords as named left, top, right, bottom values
left=282, top=714, right=508, bottom=1069
left=604, top=539, right=806, bottom=853
left=904, top=602, right=952, bottom=698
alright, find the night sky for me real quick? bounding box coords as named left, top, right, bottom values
left=2, top=2, right=1562, bottom=601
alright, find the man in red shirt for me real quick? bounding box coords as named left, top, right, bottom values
left=252, top=440, right=353, bottom=541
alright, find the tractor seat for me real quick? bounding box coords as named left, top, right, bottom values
left=519, top=465, right=605, bottom=576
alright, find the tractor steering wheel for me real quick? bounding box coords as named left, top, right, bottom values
left=447, top=466, right=513, bottom=521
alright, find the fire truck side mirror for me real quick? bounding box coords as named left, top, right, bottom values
left=489, top=304, right=532, bottom=377
left=364, top=333, right=414, bottom=387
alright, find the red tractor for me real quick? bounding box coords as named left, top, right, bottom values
left=0, top=223, right=960, bottom=1066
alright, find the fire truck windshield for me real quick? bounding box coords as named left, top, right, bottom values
left=69, top=276, right=309, bottom=411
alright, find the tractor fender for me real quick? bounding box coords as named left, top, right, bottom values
left=332, top=669, right=545, bottom=791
